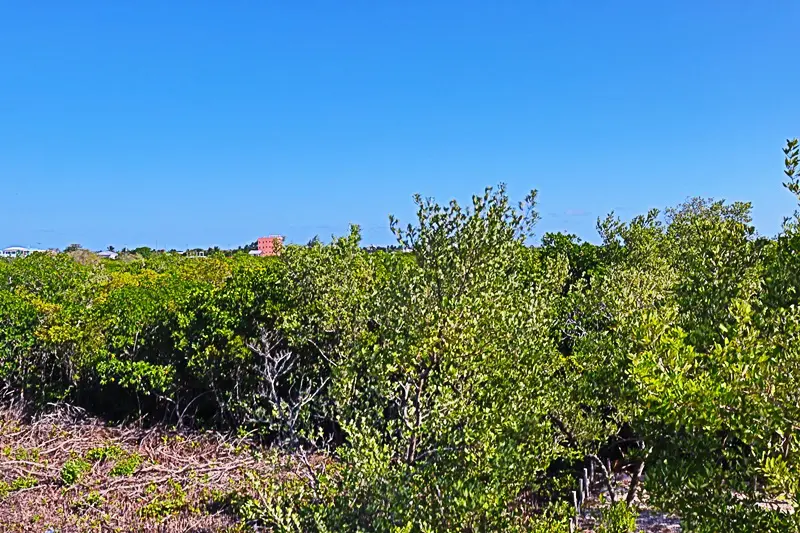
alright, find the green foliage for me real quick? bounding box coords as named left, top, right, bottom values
left=784, top=138, right=800, bottom=201
left=4, top=446, right=40, bottom=462
left=319, top=186, right=573, bottom=531
left=60, top=457, right=91, bottom=485
left=138, top=479, right=191, bottom=519
left=10, top=475, right=38, bottom=491
left=109, top=453, right=143, bottom=477
left=85, top=444, right=124, bottom=462
left=72, top=491, right=105, bottom=512
left=597, top=501, right=638, bottom=533
left=225, top=474, right=312, bottom=533
left=540, top=231, right=603, bottom=287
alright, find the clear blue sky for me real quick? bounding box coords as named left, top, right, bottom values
left=2, top=1, right=799, bottom=250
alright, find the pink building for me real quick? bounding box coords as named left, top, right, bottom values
left=257, top=236, right=283, bottom=256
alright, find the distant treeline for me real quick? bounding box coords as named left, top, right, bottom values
left=50, top=241, right=407, bottom=260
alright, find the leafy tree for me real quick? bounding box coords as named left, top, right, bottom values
left=132, top=246, right=154, bottom=258
left=540, top=231, right=602, bottom=287
left=304, top=186, right=574, bottom=531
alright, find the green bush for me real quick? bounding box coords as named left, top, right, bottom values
left=60, top=457, right=91, bottom=486
left=109, top=453, right=143, bottom=477
left=597, top=501, right=638, bottom=533
left=138, top=480, right=190, bottom=519
left=85, top=444, right=124, bottom=462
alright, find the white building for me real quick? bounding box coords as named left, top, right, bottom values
left=96, top=250, right=119, bottom=260
left=0, top=246, right=47, bottom=258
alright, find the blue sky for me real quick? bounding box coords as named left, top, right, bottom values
left=1, top=1, right=799, bottom=250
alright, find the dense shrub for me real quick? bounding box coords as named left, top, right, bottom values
left=2, top=142, right=800, bottom=531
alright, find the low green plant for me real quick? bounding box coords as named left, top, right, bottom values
left=10, top=475, right=38, bottom=491
left=109, top=452, right=142, bottom=477
left=597, top=501, right=638, bottom=533
left=60, top=457, right=91, bottom=485
left=72, top=490, right=105, bottom=511
left=220, top=472, right=315, bottom=532
left=3, top=446, right=40, bottom=462
left=0, top=475, right=38, bottom=500
left=85, top=444, right=124, bottom=463
left=138, top=479, right=191, bottom=519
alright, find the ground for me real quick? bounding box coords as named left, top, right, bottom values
left=0, top=405, right=305, bottom=532
left=1, top=404, right=685, bottom=533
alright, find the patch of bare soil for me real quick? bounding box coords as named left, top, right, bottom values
left=0, top=405, right=306, bottom=532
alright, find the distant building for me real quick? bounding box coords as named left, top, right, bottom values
left=0, top=246, right=47, bottom=258
left=96, top=250, right=119, bottom=260
left=248, top=250, right=262, bottom=256
left=256, top=236, right=283, bottom=257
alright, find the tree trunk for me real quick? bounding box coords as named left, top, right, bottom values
left=626, top=459, right=646, bottom=505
